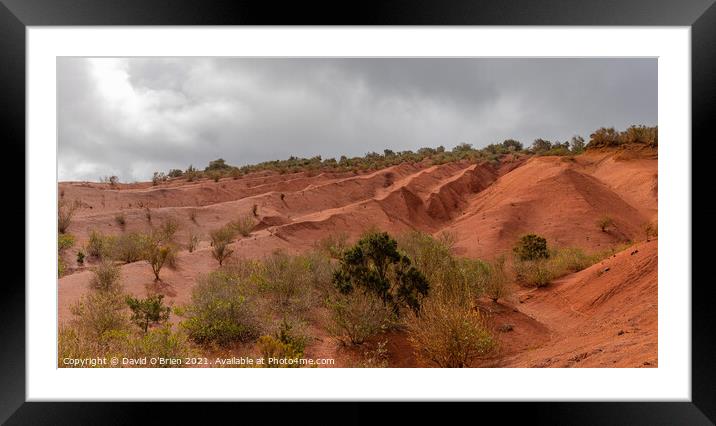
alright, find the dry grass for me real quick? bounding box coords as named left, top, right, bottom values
left=187, top=233, right=199, bottom=253
left=513, top=246, right=609, bottom=288
left=209, top=226, right=235, bottom=266
left=114, top=212, right=127, bottom=229
left=229, top=214, right=255, bottom=237
left=406, top=301, right=496, bottom=367
left=89, top=260, right=122, bottom=293
left=58, top=200, right=79, bottom=233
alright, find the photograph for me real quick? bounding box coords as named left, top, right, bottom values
left=55, top=57, right=659, bottom=369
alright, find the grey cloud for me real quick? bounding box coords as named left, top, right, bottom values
left=58, top=57, right=656, bottom=182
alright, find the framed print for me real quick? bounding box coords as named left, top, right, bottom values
left=1, top=0, right=713, bottom=423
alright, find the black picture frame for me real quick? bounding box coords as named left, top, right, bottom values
left=1, top=0, right=712, bottom=423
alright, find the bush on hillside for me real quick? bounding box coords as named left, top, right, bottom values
left=332, top=231, right=429, bottom=316
left=570, top=135, right=586, bottom=153
left=257, top=319, right=310, bottom=367
left=58, top=233, right=75, bottom=252
left=588, top=127, right=621, bottom=148
left=406, top=301, right=496, bottom=368
left=111, top=232, right=144, bottom=263
left=89, top=260, right=122, bottom=293
left=179, top=271, right=262, bottom=346
left=210, top=226, right=235, bottom=266
left=141, top=232, right=177, bottom=281
left=326, top=291, right=395, bottom=345
left=126, top=294, right=171, bottom=333
left=315, top=232, right=350, bottom=259
left=513, top=234, right=549, bottom=261
left=513, top=246, right=600, bottom=288
left=484, top=256, right=509, bottom=302
left=69, top=289, right=129, bottom=341
left=86, top=230, right=116, bottom=259
left=58, top=200, right=79, bottom=234
left=230, top=214, right=255, bottom=237
left=258, top=250, right=315, bottom=311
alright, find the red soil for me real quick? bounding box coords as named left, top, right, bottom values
left=58, top=147, right=658, bottom=367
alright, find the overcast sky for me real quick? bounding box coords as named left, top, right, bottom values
left=58, top=57, right=656, bottom=182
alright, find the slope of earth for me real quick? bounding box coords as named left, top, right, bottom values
left=494, top=239, right=658, bottom=367
left=57, top=159, right=504, bottom=322
left=441, top=148, right=656, bottom=259
left=58, top=147, right=657, bottom=367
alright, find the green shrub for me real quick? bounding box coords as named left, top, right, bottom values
left=60, top=279, right=192, bottom=368
left=111, top=232, right=144, bottom=263
left=399, top=232, right=488, bottom=300
left=58, top=233, right=75, bottom=252
left=185, top=165, right=198, bottom=182
left=513, top=247, right=598, bottom=288
left=315, top=232, right=349, bottom=259
left=272, top=318, right=310, bottom=353
left=89, top=260, right=122, bottom=292
left=570, top=135, right=585, bottom=153
left=158, top=218, right=180, bottom=243
left=59, top=322, right=191, bottom=368
left=585, top=125, right=657, bottom=149
left=406, top=301, right=496, bottom=367
left=530, top=138, right=553, bottom=153
left=257, top=335, right=302, bottom=367
left=621, top=125, right=658, bottom=146
left=86, top=230, right=115, bottom=259
left=513, top=234, right=549, bottom=261
left=230, top=214, right=255, bottom=237
left=152, top=171, right=168, bottom=186
left=258, top=250, right=315, bottom=310
left=257, top=319, right=309, bottom=367
left=128, top=326, right=191, bottom=365
left=484, top=256, right=509, bottom=302
left=58, top=257, right=66, bottom=277
left=58, top=325, right=127, bottom=367
left=140, top=233, right=177, bottom=281
left=126, top=294, right=171, bottom=333
left=179, top=271, right=262, bottom=346
left=303, top=250, right=337, bottom=298
left=397, top=231, right=453, bottom=281
left=76, top=249, right=85, bottom=266
left=327, top=292, right=394, bottom=345
left=210, top=226, right=235, bottom=266
left=168, top=169, right=184, bottom=178
left=70, top=289, right=129, bottom=341
left=551, top=247, right=596, bottom=273
left=205, top=158, right=232, bottom=172
left=587, top=127, right=621, bottom=148
left=333, top=231, right=429, bottom=315
left=513, top=259, right=554, bottom=288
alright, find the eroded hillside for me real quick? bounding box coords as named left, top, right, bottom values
left=58, top=146, right=657, bottom=367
